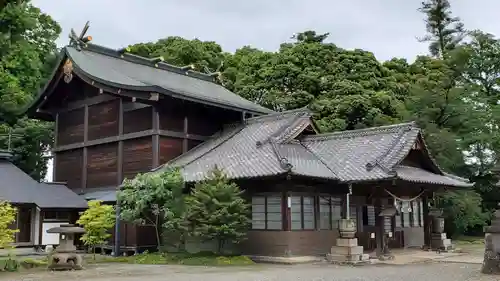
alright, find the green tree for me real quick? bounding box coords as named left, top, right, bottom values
left=118, top=169, right=186, bottom=250
left=76, top=200, right=115, bottom=260
left=418, top=0, right=466, bottom=58
left=0, top=201, right=18, bottom=248
left=186, top=168, right=250, bottom=254
left=0, top=0, right=60, bottom=180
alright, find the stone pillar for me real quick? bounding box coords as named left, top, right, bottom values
left=429, top=208, right=452, bottom=251
left=481, top=207, right=500, bottom=274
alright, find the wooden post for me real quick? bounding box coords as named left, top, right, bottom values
left=152, top=106, right=160, bottom=168
left=82, top=104, right=88, bottom=191
left=423, top=194, right=431, bottom=248
left=374, top=190, right=386, bottom=257
left=182, top=115, right=188, bottom=153
left=117, top=99, right=123, bottom=184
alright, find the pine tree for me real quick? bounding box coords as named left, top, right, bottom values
left=186, top=168, right=250, bottom=254
left=418, top=0, right=466, bottom=58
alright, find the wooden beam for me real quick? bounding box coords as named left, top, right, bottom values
left=51, top=94, right=117, bottom=113
left=53, top=129, right=209, bottom=153
left=152, top=106, right=160, bottom=168
left=117, top=98, right=124, bottom=185
left=82, top=104, right=89, bottom=191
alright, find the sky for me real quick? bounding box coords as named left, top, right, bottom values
left=31, top=0, right=500, bottom=62
left=37, top=0, right=499, bottom=181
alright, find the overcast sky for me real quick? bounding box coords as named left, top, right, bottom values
left=31, top=0, right=500, bottom=62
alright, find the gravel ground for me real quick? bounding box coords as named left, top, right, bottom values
left=2, top=262, right=499, bottom=281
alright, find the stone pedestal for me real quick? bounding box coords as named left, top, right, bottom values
left=429, top=214, right=452, bottom=252
left=430, top=232, right=452, bottom=251
left=481, top=209, right=500, bottom=275
left=327, top=238, right=369, bottom=264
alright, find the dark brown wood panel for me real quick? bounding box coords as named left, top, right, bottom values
left=122, top=137, right=153, bottom=180
left=159, top=137, right=183, bottom=165
left=158, top=101, right=184, bottom=132
left=86, top=143, right=118, bottom=188
left=54, top=149, right=83, bottom=190
left=57, top=108, right=84, bottom=146
left=88, top=98, right=120, bottom=141
left=187, top=103, right=232, bottom=136
left=123, top=107, right=152, bottom=134
left=187, top=139, right=203, bottom=151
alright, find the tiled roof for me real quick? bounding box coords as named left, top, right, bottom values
left=0, top=158, right=88, bottom=208
left=158, top=109, right=472, bottom=188
left=27, top=43, right=273, bottom=116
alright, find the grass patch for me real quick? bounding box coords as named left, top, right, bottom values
left=454, top=235, right=484, bottom=245
left=0, top=257, right=48, bottom=272
left=88, top=251, right=255, bottom=266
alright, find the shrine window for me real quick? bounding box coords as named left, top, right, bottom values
left=290, top=195, right=316, bottom=230
left=251, top=194, right=282, bottom=230
left=319, top=196, right=342, bottom=230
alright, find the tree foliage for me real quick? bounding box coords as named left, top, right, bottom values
left=186, top=168, right=250, bottom=254
left=418, top=0, right=466, bottom=58
left=0, top=201, right=17, bottom=248
left=76, top=200, right=115, bottom=259
left=0, top=0, right=60, bottom=180
left=118, top=169, right=186, bottom=250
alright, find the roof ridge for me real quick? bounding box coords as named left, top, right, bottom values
left=246, top=107, right=312, bottom=124
left=365, top=125, right=417, bottom=173
left=301, top=122, right=417, bottom=142
left=72, top=43, right=218, bottom=83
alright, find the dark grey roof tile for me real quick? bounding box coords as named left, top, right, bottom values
left=0, top=161, right=88, bottom=208
left=65, top=46, right=273, bottom=114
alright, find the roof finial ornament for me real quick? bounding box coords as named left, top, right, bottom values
left=68, top=21, right=92, bottom=50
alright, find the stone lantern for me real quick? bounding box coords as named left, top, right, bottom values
left=46, top=224, right=86, bottom=270
left=482, top=204, right=500, bottom=274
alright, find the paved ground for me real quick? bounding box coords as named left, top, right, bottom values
left=2, top=262, right=499, bottom=281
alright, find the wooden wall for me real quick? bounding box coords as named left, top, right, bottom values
left=52, top=79, right=245, bottom=191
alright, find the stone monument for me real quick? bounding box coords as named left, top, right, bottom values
left=46, top=224, right=86, bottom=270
left=481, top=205, right=500, bottom=274
left=429, top=208, right=452, bottom=252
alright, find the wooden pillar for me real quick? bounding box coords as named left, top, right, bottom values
left=374, top=191, right=386, bottom=257
left=52, top=113, right=59, bottom=182
left=182, top=115, right=188, bottom=153
left=117, top=99, right=123, bottom=184
left=151, top=106, right=160, bottom=168
left=281, top=187, right=290, bottom=231
left=82, top=104, right=88, bottom=191
left=423, top=194, right=431, bottom=247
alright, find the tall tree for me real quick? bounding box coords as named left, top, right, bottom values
left=418, top=0, right=466, bottom=58
left=0, top=0, right=60, bottom=180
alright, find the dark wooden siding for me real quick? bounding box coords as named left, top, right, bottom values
left=122, top=137, right=153, bottom=180
left=159, top=137, right=183, bottom=164
left=187, top=140, right=203, bottom=151
left=57, top=108, right=84, bottom=145
left=123, top=106, right=152, bottom=134
left=86, top=143, right=118, bottom=188
left=88, top=98, right=120, bottom=140
left=187, top=104, right=223, bottom=136
left=158, top=101, right=184, bottom=132
left=55, top=149, right=83, bottom=190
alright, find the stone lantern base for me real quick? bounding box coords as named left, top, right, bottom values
left=326, top=238, right=369, bottom=263
left=326, top=219, right=369, bottom=264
